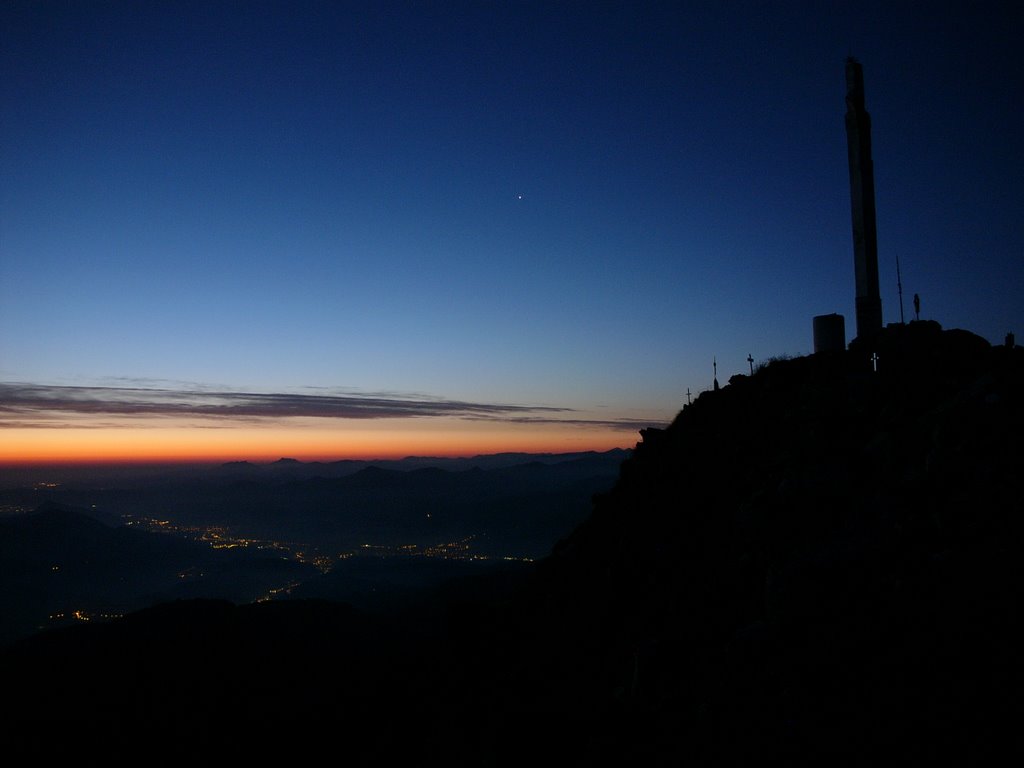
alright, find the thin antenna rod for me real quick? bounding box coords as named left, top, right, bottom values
left=896, top=252, right=905, bottom=325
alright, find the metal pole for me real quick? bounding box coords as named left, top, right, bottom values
left=896, top=252, right=905, bottom=324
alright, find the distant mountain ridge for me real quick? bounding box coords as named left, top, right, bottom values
left=0, top=449, right=633, bottom=490
left=213, top=448, right=631, bottom=479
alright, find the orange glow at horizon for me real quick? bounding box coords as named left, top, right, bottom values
left=1, top=417, right=640, bottom=466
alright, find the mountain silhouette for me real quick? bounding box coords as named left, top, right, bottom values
left=472, top=321, right=1023, bottom=762
left=1, top=322, right=1020, bottom=761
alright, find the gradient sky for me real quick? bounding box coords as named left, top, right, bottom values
left=2, top=1, right=1021, bottom=463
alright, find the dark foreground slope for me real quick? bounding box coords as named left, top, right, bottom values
left=2, top=322, right=1021, bottom=762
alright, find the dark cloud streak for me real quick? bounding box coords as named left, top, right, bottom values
left=0, top=383, right=572, bottom=426
left=487, top=416, right=669, bottom=431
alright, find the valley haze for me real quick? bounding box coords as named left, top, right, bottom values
left=0, top=449, right=629, bottom=646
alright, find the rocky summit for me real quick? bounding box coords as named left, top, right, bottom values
left=480, top=320, right=1023, bottom=762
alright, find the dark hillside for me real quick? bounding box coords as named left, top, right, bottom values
left=470, top=321, right=1023, bottom=761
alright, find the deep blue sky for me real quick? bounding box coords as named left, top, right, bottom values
left=2, top=1, right=1021, bottom=457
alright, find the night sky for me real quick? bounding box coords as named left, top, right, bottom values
left=2, top=1, right=1021, bottom=463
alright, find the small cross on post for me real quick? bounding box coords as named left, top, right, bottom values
left=747, top=354, right=754, bottom=375
left=871, top=351, right=879, bottom=372
left=686, top=387, right=692, bottom=405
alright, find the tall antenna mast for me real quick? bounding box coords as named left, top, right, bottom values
left=896, top=252, right=905, bottom=324
left=845, top=57, right=883, bottom=339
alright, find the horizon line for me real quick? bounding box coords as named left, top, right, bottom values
left=0, top=445, right=636, bottom=468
